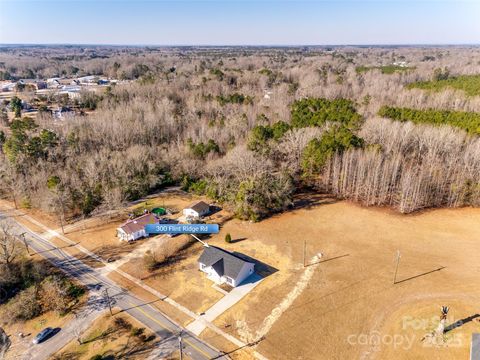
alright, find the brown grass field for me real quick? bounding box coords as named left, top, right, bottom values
left=53, top=311, right=157, bottom=360
left=200, top=195, right=480, bottom=360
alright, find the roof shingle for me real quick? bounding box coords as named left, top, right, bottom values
left=198, top=246, right=253, bottom=279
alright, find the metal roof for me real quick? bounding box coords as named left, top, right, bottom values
left=119, top=213, right=158, bottom=235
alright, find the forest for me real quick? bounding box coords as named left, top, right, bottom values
left=1, top=45, right=480, bottom=220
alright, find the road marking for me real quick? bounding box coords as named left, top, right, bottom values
left=128, top=301, right=175, bottom=332
left=22, top=225, right=219, bottom=359
left=128, top=302, right=213, bottom=359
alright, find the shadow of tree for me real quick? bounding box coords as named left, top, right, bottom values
left=445, top=314, right=480, bottom=333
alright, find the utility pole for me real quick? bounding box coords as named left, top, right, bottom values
left=393, top=250, right=401, bottom=284
left=178, top=331, right=183, bottom=360
left=20, top=232, right=30, bottom=255
left=104, top=288, right=113, bottom=316
left=303, top=239, right=307, bottom=267
left=55, top=191, right=66, bottom=235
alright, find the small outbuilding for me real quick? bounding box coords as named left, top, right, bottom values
left=198, top=246, right=255, bottom=287
left=117, top=213, right=159, bottom=242
left=183, top=201, right=210, bottom=219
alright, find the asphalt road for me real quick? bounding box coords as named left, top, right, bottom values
left=0, top=211, right=226, bottom=360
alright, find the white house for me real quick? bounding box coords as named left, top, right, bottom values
left=117, top=213, right=159, bottom=242
left=183, top=201, right=210, bottom=219
left=47, top=78, right=61, bottom=89
left=77, top=75, right=97, bottom=85
left=58, top=85, right=81, bottom=99
left=198, top=246, right=255, bottom=287
left=1, top=82, right=16, bottom=92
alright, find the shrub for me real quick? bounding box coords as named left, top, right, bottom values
left=143, top=250, right=158, bottom=272
left=131, top=327, right=145, bottom=337
left=225, top=233, right=232, bottom=243
left=114, top=317, right=132, bottom=330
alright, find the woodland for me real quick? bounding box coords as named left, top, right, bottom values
left=1, top=45, right=480, bottom=220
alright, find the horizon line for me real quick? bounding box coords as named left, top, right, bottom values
left=1, top=42, right=480, bottom=48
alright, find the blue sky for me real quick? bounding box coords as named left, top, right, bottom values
left=0, top=1, right=479, bottom=45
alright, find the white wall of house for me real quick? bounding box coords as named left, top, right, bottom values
left=199, top=263, right=222, bottom=283
left=117, top=228, right=147, bottom=242
left=183, top=208, right=200, bottom=218
left=198, top=261, right=255, bottom=287
left=233, top=263, right=255, bottom=287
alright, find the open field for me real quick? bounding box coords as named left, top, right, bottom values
left=53, top=311, right=157, bottom=360
left=195, top=196, right=480, bottom=360
left=3, top=190, right=480, bottom=359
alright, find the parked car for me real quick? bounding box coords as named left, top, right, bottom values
left=32, top=327, right=58, bottom=344
left=87, top=283, right=103, bottom=291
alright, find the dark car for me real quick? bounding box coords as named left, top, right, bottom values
left=87, top=283, right=103, bottom=291
left=32, top=327, right=59, bottom=344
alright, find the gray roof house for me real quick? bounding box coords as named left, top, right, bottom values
left=198, top=246, right=255, bottom=287
left=183, top=201, right=210, bottom=219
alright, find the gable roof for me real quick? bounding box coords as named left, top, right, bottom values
left=187, top=201, right=210, bottom=214
left=119, top=213, right=158, bottom=235
left=198, top=246, right=253, bottom=279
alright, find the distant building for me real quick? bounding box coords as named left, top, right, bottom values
left=53, top=106, right=75, bottom=119
left=183, top=201, right=210, bottom=219
left=116, top=213, right=159, bottom=242
left=36, top=81, right=48, bottom=90
left=47, top=78, right=61, bottom=89
left=77, top=75, right=97, bottom=84
left=1, top=82, right=16, bottom=92
left=393, top=61, right=408, bottom=68
left=198, top=246, right=255, bottom=287
left=58, top=85, right=81, bottom=99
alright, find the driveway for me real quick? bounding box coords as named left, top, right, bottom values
left=187, top=273, right=263, bottom=335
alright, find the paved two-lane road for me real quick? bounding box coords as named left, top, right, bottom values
left=0, top=211, right=226, bottom=360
